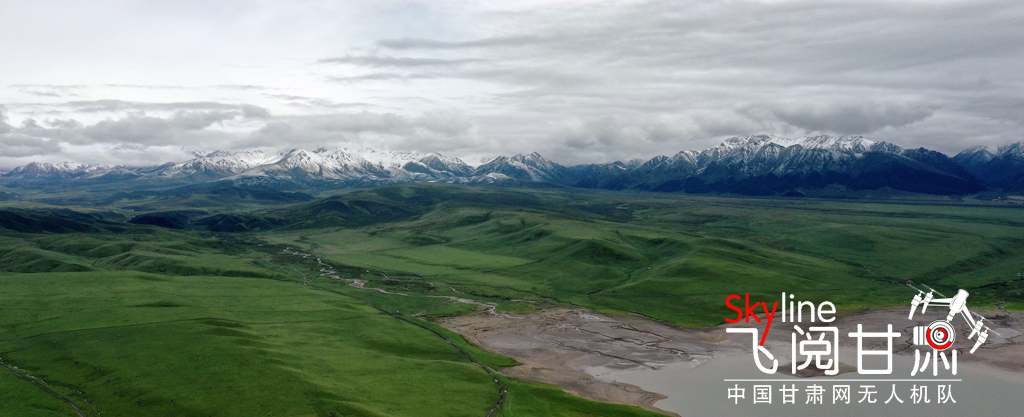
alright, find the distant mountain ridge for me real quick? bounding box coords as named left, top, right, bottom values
left=953, top=142, right=1024, bottom=193
left=3, top=147, right=474, bottom=187
left=574, top=135, right=989, bottom=195
left=3, top=136, right=1021, bottom=196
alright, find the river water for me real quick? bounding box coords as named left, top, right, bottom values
left=605, top=349, right=1024, bottom=417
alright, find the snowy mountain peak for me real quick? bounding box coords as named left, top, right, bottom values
left=953, top=145, right=996, bottom=166
left=781, top=135, right=875, bottom=151
left=511, top=152, right=563, bottom=171
left=418, top=154, right=473, bottom=176
left=997, top=141, right=1023, bottom=157
left=718, top=135, right=779, bottom=149
left=204, top=150, right=234, bottom=158
left=622, top=158, right=645, bottom=168
left=671, top=150, right=699, bottom=163
left=717, top=135, right=877, bottom=153
left=181, top=147, right=476, bottom=184
left=960, top=144, right=992, bottom=154
left=1, top=137, right=1016, bottom=194
left=2, top=161, right=104, bottom=178
left=473, top=152, right=568, bottom=183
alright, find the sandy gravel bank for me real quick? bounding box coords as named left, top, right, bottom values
left=440, top=306, right=1023, bottom=416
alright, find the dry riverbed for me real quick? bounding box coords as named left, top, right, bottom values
left=439, top=306, right=1024, bottom=416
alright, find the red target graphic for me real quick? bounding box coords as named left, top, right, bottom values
left=926, top=320, right=955, bottom=350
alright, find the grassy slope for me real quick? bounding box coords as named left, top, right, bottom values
left=0, top=228, right=663, bottom=417
left=0, top=369, right=77, bottom=417
left=2, top=184, right=1022, bottom=416
left=263, top=184, right=1024, bottom=326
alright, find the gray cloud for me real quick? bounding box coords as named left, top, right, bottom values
left=377, top=36, right=543, bottom=50
left=76, top=111, right=236, bottom=145
left=1, top=0, right=1021, bottom=165
left=749, top=101, right=938, bottom=135
left=319, top=55, right=480, bottom=67
left=43, top=119, right=84, bottom=130
left=240, top=104, right=271, bottom=119
left=0, top=107, right=9, bottom=133
left=63, top=100, right=243, bottom=113
left=261, top=94, right=378, bottom=110
left=0, top=111, right=240, bottom=159
left=539, top=111, right=770, bottom=165
left=326, top=73, right=431, bottom=83
left=1, top=105, right=481, bottom=165
left=0, top=109, right=62, bottom=158
left=0, top=134, right=62, bottom=158
left=241, top=110, right=484, bottom=155
left=357, top=0, right=1021, bottom=159
left=211, top=84, right=271, bottom=91
left=23, top=90, right=62, bottom=98
left=249, top=111, right=472, bottom=141
left=9, top=84, right=84, bottom=96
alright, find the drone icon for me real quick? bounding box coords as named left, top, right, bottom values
left=908, top=285, right=997, bottom=354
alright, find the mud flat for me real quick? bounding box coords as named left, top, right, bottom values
left=440, top=307, right=1024, bottom=417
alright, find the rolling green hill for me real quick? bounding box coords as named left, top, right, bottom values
left=263, top=184, right=1024, bottom=325
left=1, top=183, right=1021, bottom=416
left=0, top=219, right=662, bottom=417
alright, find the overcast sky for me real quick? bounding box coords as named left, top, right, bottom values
left=1, top=0, right=1021, bottom=168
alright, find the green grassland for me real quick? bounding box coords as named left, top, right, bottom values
left=1, top=183, right=1022, bottom=416
left=0, top=227, right=663, bottom=416
left=264, top=184, right=1024, bottom=326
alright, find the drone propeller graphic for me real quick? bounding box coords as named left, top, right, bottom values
left=907, top=284, right=998, bottom=354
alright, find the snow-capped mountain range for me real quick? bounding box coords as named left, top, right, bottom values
left=952, top=142, right=1024, bottom=191
left=3, top=135, right=1022, bottom=195
left=3, top=147, right=474, bottom=186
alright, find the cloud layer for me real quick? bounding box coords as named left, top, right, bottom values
left=1, top=0, right=1021, bottom=168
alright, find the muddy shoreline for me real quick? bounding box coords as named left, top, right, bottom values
left=439, top=306, right=1024, bottom=416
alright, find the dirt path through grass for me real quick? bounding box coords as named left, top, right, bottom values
left=0, top=360, right=85, bottom=417
left=282, top=247, right=509, bottom=416
left=284, top=247, right=522, bottom=318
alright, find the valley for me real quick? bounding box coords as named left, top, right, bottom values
left=1, top=183, right=1022, bottom=416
